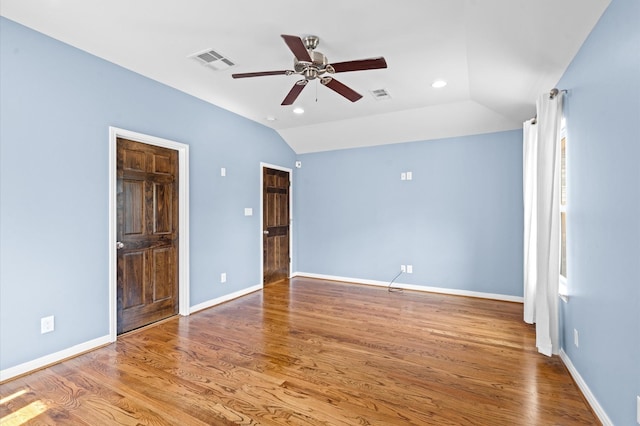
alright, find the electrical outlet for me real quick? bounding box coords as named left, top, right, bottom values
left=220, top=273, right=227, bottom=283
left=573, top=329, right=579, bottom=348
left=406, top=265, right=413, bottom=274
left=41, top=316, right=54, bottom=334
left=400, top=265, right=406, bottom=272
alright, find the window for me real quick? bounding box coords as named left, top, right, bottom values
left=559, top=118, right=568, bottom=297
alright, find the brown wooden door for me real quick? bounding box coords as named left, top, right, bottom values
left=117, top=138, right=179, bottom=334
left=263, top=167, right=290, bottom=285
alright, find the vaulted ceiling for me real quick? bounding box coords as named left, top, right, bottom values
left=1, top=0, right=611, bottom=153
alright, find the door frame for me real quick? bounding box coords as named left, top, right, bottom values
left=260, top=162, right=293, bottom=284
left=109, top=127, right=190, bottom=341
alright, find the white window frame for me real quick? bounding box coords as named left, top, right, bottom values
left=559, top=117, right=568, bottom=300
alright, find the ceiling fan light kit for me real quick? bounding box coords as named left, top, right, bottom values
left=232, top=34, right=387, bottom=106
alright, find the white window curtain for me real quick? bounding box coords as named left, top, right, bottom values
left=523, top=92, right=564, bottom=356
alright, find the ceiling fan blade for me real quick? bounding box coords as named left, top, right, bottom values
left=281, top=80, right=308, bottom=105
left=232, top=70, right=290, bottom=79
left=329, top=57, right=388, bottom=73
left=321, top=77, right=363, bottom=102
left=281, top=34, right=312, bottom=62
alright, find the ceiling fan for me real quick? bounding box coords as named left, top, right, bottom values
left=232, top=34, right=387, bottom=105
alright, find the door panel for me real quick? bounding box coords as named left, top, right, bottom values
left=263, top=167, right=290, bottom=285
left=153, top=182, right=172, bottom=234
left=123, top=149, right=146, bottom=172
left=153, top=153, right=172, bottom=174
left=117, top=138, right=178, bottom=334
left=123, top=180, right=144, bottom=235
left=152, top=247, right=174, bottom=301
left=123, top=251, right=145, bottom=308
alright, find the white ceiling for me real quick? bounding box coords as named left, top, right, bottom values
left=1, top=0, right=611, bottom=153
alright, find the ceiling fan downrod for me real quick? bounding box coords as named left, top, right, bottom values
left=303, top=35, right=320, bottom=51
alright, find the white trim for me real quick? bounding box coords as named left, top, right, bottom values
left=0, top=335, right=111, bottom=382
left=559, top=275, right=569, bottom=303
left=559, top=125, right=568, bottom=296
left=559, top=349, right=613, bottom=426
left=189, top=284, right=262, bottom=314
left=109, top=127, right=190, bottom=342
left=292, top=272, right=524, bottom=303
left=260, top=163, right=294, bottom=283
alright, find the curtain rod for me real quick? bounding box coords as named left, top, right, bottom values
left=548, top=88, right=568, bottom=99
left=530, top=88, right=567, bottom=124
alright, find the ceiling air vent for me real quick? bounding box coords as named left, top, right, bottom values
left=370, top=88, right=391, bottom=100
left=190, top=48, right=235, bottom=71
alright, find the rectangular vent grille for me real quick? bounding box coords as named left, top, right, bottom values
left=370, top=88, right=391, bottom=100
left=190, top=49, right=235, bottom=70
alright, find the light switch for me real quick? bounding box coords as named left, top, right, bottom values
left=406, top=171, right=413, bottom=180
left=401, top=172, right=407, bottom=181
left=244, top=208, right=253, bottom=216
left=221, top=167, right=226, bottom=177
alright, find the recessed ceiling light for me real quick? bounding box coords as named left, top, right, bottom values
left=432, top=79, right=447, bottom=88
left=293, top=107, right=304, bottom=114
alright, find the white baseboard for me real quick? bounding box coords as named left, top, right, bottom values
left=559, top=349, right=613, bottom=426
left=0, top=334, right=112, bottom=382
left=190, top=284, right=263, bottom=314
left=292, top=272, right=524, bottom=303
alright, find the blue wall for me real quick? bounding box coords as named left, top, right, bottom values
left=294, top=130, right=524, bottom=297
left=0, top=18, right=295, bottom=370
left=557, top=0, right=640, bottom=424
left=2, top=1, right=638, bottom=422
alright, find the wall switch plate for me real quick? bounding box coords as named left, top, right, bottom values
left=406, top=265, right=413, bottom=273
left=41, top=316, right=54, bottom=334
left=406, top=171, right=413, bottom=180
left=573, top=329, right=579, bottom=347
left=221, top=167, right=226, bottom=177
left=400, top=265, right=406, bottom=272
left=244, top=208, right=253, bottom=216
left=220, top=273, right=227, bottom=283
left=401, top=173, right=406, bottom=181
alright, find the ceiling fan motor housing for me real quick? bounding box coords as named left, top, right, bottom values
left=294, top=50, right=329, bottom=79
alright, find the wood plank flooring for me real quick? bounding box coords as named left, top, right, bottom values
left=1, top=277, right=599, bottom=425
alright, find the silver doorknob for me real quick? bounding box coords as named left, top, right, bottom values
left=116, top=241, right=124, bottom=249
left=263, top=230, right=269, bottom=235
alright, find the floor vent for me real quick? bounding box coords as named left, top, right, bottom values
left=190, top=49, right=235, bottom=70
left=370, top=88, right=391, bottom=100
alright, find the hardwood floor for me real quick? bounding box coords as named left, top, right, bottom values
left=1, top=277, right=598, bottom=425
